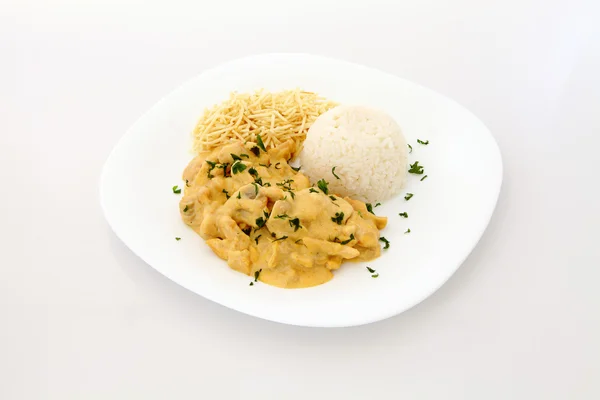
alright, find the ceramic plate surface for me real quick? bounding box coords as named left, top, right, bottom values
left=100, top=53, right=502, bottom=327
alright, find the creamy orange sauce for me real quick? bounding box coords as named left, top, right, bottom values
left=179, top=139, right=387, bottom=288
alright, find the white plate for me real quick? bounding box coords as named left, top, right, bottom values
left=100, top=53, right=502, bottom=327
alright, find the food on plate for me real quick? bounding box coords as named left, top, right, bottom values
left=179, top=138, right=387, bottom=288
left=298, top=105, right=407, bottom=203
left=192, top=89, right=337, bottom=159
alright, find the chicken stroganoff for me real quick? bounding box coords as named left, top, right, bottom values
left=179, top=139, right=387, bottom=288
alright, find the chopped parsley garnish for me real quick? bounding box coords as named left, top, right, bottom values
left=329, top=195, right=337, bottom=202
left=218, top=163, right=230, bottom=177
left=256, top=134, right=266, bottom=151
left=372, top=273, right=379, bottom=278
left=331, top=212, right=344, bottom=225
left=274, top=162, right=281, bottom=170
left=274, top=214, right=289, bottom=219
left=249, top=282, right=254, bottom=286
left=255, top=217, right=266, bottom=228
left=230, top=153, right=242, bottom=161
left=332, top=166, right=340, bottom=179
left=404, top=193, right=414, bottom=201
left=231, top=161, right=247, bottom=174
left=417, top=139, right=429, bottom=145
left=248, top=167, right=258, bottom=177
left=272, top=235, right=288, bottom=242
left=183, top=205, right=189, bottom=212
left=408, top=161, right=424, bottom=174
left=420, top=175, right=428, bottom=181
left=405, top=228, right=411, bottom=234
left=309, top=188, right=318, bottom=193
left=379, top=237, right=390, bottom=249
left=254, top=235, right=261, bottom=245
left=172, top=185, right=181, bottom=194
left=250, top=147, right=260, bottom=157
left=399, top=212, right=408, bottom=218
left=185, top=179, right=189, bottom=187
left=263, top=182, right=271, bottom=187
left=366, top=203, right=375, bottom=214
left=175, top=237, right=181, bottom=241
left=295, top=239, right=303, bottom=244
left=271, top=232, right=276, bottom=237
left=375, top=203, right=381, bottom=207
left=252, top=183, right=259, bottom=195
left=241, top=226, right=251, bottom=236
left=287, top=190, right=296, bottom=199
left=289, top=218, right=302, bottom=231
left=366, top=266, right=375, bottom=273
left=291, top=165, right=301, bottom=172
left=340, top=234, right=354, bottom=245
left=240, top=154, right=249, bottom=158
left=206, top=160, right=216, bottom=168
left=222, top=189, right=230, bottom=199
left=276, top=179, right=294, bottom=191
left=357, top=211, right=364, bottom=218
left=317, top=179, right=329, bottom=194
left=258, top=163, right=268, bottom=167
left=254, top=177, right=263, bottom=185
left=254, top=269, right=262, bottom=282
left=236, top=191, right=241, bottom=199
left=408, top=144, right=412, bottom=153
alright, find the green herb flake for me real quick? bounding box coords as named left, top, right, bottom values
left=408, top=161, right=424, bottom=175
left=255, top=217, right=266, bottom=228
left=379, top=236, right=390, bottom=249
left=183, top=205, right=189, bottom=212
left=249, top=282, right=254, bottom=286
left=331, top=212, right=344, bottom=225
left=287, top=190, right=296, bottom=199
left=332, top=166, right=340, bottom=179
left=399, top=212, right=408, bottom=218
left=172, top=185, right=182, bottom=194
left=175, top=237, right=181, bottom=241
left=222, top=189, right=230, bottom=199
left=256, top=134, right=266, bottom=151
left=185, top=180, right=189, bottom=187
left=274, top=214, right=289, bottom=220
left=230, top=153, right=242, bottom=161
left=417, top=139, right=429, bottom=145
left=357, top=211, right=364, bottom=218
left=254, top=269, right=262, bottom=282
left=329, top=196, right=337, bottom=202
left=420, top=175, right=428, bottom=181
left=248, top=167, right=258, bottom=177
left=295, top=239, right=303, bottom=244
left=254, top=234, right=261, bottom=245
left=291, top=165, right=301, bottom=172
left=289, top=218, right=302, bottom=232
left=237, top=191, right=241, bottom=199
left=231, top=161, right=247, bottom=174
left=240, top=154, right=249, bottom=158
left=317, top=179, right=329, bottom=194
left=340, top=234, right=355, bottom=245
left=250, top=147, right=260, bottom=157
left=371, top=273, right=379, bottom=278
left=405, top=228, right=411, bottom=234
left=366, top=266, right=376, bottom=273
left=272, top=235, right=288, bottom=242
left=309, top=188, right=318, bottom=193
left=404, top=193, right=414, bottom=201
left=408, top=144, right=413, bottom=153
left=366, top=203, right=375, bottom=215
left=375, top=202, right=381, bottom=207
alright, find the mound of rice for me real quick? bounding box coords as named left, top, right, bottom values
left=298, top=105, right=407, bottom=203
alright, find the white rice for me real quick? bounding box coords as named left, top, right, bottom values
left=298, top=105, right=407, bottom=203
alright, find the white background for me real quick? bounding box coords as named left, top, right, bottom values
left=1, top=0, right=599, bottom=398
